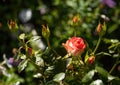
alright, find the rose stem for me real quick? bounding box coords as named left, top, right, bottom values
left=46, top=38, right=59, bottom=56
left=109, top=61, right=120, bottom=74
left=93, top=36, right=102, bottom=54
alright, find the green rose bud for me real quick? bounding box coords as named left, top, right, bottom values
left=8, top=19, right=18, bottom=31
left=41, top=25, right=50, bottom=39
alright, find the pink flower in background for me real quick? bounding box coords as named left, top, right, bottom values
left=100, top=0, right=116, bottom=8
left=62, top=37, right=86, bottom=56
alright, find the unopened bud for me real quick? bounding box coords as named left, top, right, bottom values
left=73, top=16, right=79, bottom=24
left=96, top=23, right=103, bottom=34
left=96, top=22, right=106, bottom=36
left=88, top=56, right=95, bottom=64
left=8, top=19, right=18, bottom=31
left=41, top=25, right=50, bottom=39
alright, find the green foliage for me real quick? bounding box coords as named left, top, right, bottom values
left=53, top=72, right=65, bottom=83
left=82, top=70, right=95, bottom=83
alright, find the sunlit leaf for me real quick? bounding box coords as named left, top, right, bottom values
left=84, top=51, right=89, bottom=63
left=82, top=70, right=95, bottom=83
left=45, top=66, right=54, bottom=72
left=18, top=59, right=28, bottom=73
left=35, top=56, right=44, bottom=66
left=33, top=73, right=42, bottom=78
left=110, top=39, right=119, bottom=43
left=90, top=79, right=104, bottom=85
left=19, top=33, right=25, bottom=40
left=53, top=72, right=65, bottom=83
left=20, top=54, right=26, bottom=59
left=27, top=36, right=41, bottom=44
left=108, top=75, right=116, bottom=82
left=66, top=58, right=72, bottom=67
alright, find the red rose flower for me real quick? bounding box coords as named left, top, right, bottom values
left=62, top=37, right=86, bottom=56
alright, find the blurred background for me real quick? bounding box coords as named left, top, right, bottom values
left=0, top=0, right=120, bottom=57
left=0, top=0, right=120, bottom=84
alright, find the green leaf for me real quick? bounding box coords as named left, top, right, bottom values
left=103, top=21, right=106, bottom=32
left=95, top=66, right=108, bottom=79
left=33, top=73, right=42, bottom=78
left=90, top=79, right=104, bottom=85
left=26, top=36, right=41, bottom=44
left=35, top=56, right=44, bottom=66
left=95, top=66, right=116, bottom=82
left=82, top=70, right=95, bottom=83
left=84, top=52, right=89, bottom=63
left=96, top=52, right=111, bottom=56
left=53, top=72, right=65, bottom=83
left=19, top=33, right=25, bottom=40
left=109, top=42, right=120, bottom=49
left=20, top=54, right=26, bottom=59
left=108, top=75, right=116, bottom=82
left=113, top=54, right=119, bottom=58
left=108, top=24, right=119, bottom=33
left=110, top=39, right=119, bottom=43
left=18, top=59, right=28, bottom=73
left=45, top=66, right=54, bottom=73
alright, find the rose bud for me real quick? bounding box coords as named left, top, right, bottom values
left=62, top=37, right=86, bottom=56
left=96, top=23, right=103, bottom=34
left=96, top=22, right=106, bottom=36
left=88, top=56, right=95, bottom=64
left=8, top=19, right=18, bottom=31
left=73, top=16, right=79, bottom=24
left=41, top=24, right=50, bottom=39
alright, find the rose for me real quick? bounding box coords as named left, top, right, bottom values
left=62, top=37, right=86, bottom=56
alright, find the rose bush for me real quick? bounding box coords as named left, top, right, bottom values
left=0, top=0, right=120, bottom=85
left=62, top=37, right=86, bottom=56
